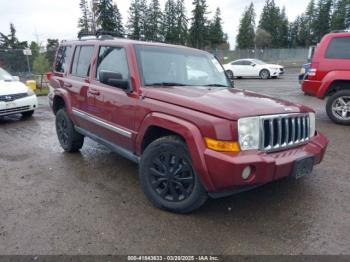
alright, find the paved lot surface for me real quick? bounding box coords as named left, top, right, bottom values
left=0, top=70, right=349, bottom=255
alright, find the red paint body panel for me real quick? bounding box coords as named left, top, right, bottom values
left=49, top=38, right=329, bottom=194
left=302, top=32, right=350, bottom=98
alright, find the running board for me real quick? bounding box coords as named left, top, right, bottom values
left=75, top=126, right=140, bottom=164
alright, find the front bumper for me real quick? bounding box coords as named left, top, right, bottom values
left=203, top=131, right=328, bottom=196
left=302, top=79, right=322, bottom=97
left=0, top=95, right=38, bottom=116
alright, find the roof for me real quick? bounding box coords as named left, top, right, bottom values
left=60, top=37, right=207, bottom=54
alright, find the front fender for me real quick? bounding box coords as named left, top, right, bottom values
left=317, top=71, right=350, bottom=98
left=136, top=112, right=215, bottom=191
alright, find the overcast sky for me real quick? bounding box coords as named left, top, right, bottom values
left=0, top=0, right=309, bottom=48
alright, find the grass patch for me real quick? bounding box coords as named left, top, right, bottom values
left=34, top=87, right=49, bottom=96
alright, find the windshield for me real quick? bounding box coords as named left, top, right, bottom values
left=0, top=67, right=14, bottom=81
left=135, top=45, right=231, bottom=88
left=251, top=59, right=266, bottom=65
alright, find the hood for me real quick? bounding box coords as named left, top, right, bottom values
left=143, top=86, right=311, bottom=121
left=0, top=80, right=29, bottom=96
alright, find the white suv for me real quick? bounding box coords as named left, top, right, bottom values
left=0, top=68, right=38, bottom=118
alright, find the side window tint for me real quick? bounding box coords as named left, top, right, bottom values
left=71, top=45, right=94, bottom=77
left=96, top=46, right=129, bottom=81
left=55, top=46, right=72, bottom=73
left=232, top=61, right=241, bottom=65
left=326, top=37, right=350, bottom=59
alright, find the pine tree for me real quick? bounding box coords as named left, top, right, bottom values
left=288, top=17, right=300, bottom=47
left=236, top=3, right=256, bottom=49
left=78, top=0, right=92, bottom=35
left=139, top=0, right=148, bottom=39
left=114, top=3, right=125, bottom=37
left=208, top=8, right=226, bottom=49
left=277, top=7, right=289, bottom=47
left=189, top=0, right=209, bottom=49
left=146, top=0, right=163, bottom=41
left=163, top=0, right=178, bottom=43
left=127, top=0, right=142, bottom=39
left=175, top=0, right=188, bottom=45
left=95, top=0, right=118, bottom=32
left=305, top=0, right=317, bottom=45
left=314, top=0, right=332, bottom=41
left=346, top=3, right=350, bottom=28
left=258, top=0, right=282, bottom=47
left=331, top=0, right=350, bottom=31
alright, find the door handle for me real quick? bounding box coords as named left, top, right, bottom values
left=88, top=89, right=100, bottom=96
left=63, top=83, right=72, bottom=88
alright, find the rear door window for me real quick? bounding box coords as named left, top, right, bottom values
left=54, top=46, right=72, bottom=73
left=325, top=37, right=350, bottom=59
left=71, top=45, right=94, bottom=77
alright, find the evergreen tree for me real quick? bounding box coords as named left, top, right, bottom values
left=78, top=0, right=92, bottom=35
left=236, top=3, right=256, bottom=49
left=175, top=0, right=188, bottom=45
left=163, top=0, right=178, bottom=43
left=0, top=23, right=27, bottom=49
left=113, top=3, right=125, bottom=37
left=258, top=0, right=282, bottom=47
left=146, top=0, right=163, bottom=41
left=304, top=0, right=317, bottom=45
left=346, top=3, right=350, bottom=28
left=278, top=7, right=289, bottom=47
left=331, top=0, right=350, bottom=31
left=139, top=0, right=148, bottom=39
left=127, top=0, right=142, bottom=39
left=208, top=8, right=226, bottom=49
left=189, top=0, right=209, bottom=49
left=96, top=0, right=119, bottom=32
left=255, top=28, right=272, bottom=48
left=288, top=17, right=300, bottom=47
left=314, top=0, right=332, bottom=41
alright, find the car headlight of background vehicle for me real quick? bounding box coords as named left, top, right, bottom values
left=238, top=117, right=260, bottom=150
left=27, top=88, right=35, bottom=96
left=309, top=112, right=316, bottom=137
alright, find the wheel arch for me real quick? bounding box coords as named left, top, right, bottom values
left=136, top=112, right=215, bottom=191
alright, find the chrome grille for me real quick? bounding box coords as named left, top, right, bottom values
left=0, top=93, right=28, bottom=102
left=261, top=114, right=310, bottom=151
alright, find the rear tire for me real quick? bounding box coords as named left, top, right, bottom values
left=326, top=90, right=350, bottom=125
left=139, top=136, right=208, bottom=213
left=21, top=110, right=34, bottom=118
left=55, top=108, right=84, bottom=152
left=259, top=69, right=270, bottom=79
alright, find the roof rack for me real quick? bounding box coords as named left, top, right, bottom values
left=331, top=29, right=350, bottom=33
left=77, top=30, right=124, bottom=40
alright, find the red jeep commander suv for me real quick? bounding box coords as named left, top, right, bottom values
left=302, top=31, right=350, bottom=125
left=49, top=34, right=328, bottom=213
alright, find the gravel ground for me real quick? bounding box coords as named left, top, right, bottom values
left=0, top=70, right=349, bottom=255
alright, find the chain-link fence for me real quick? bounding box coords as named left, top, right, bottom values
left=0, top=47, right=309, bottom=82
left=213, top=48, right=309, bottom=67
left=0, top=48, right=56, bottom=87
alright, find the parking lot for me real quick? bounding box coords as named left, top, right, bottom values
left=0, top=69, right=349, bottom=255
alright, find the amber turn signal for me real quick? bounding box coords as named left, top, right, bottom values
left=204, top=137, right=240, bottom=152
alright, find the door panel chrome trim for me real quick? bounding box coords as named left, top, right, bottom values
left=72, top=108, right=132, bottom=138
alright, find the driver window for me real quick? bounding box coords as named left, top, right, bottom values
left=96, top=46, right=129, bottom=81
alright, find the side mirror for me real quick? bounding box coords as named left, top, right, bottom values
left=99, top=71, right=131, bottom=92
left=251, top=63, right=256, bottom=67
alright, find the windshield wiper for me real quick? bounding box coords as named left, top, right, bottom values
left=203, top=84, right=229, bottom=87
left=145, top=82, right=187, bottom=87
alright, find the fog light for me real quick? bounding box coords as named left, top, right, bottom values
left=242, top=166, right=252, bottom=180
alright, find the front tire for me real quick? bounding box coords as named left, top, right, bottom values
left=55, top=108, right=84, bottom=152
left=259, top=69, right=270, bottom=79
left=326, top=90, right=350, bottom=125
left=139, top=136, right=208, bottom=213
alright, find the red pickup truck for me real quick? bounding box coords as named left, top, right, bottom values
left=49, top=35, right=328, bottom=213
left=302, top=31, right=350, bottom=125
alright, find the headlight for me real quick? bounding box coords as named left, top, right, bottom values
left=238, top=117, right=260, bottom=150
left=309, top=112, right=316, bottom=137
left=27, top=88, right=35, bottom=96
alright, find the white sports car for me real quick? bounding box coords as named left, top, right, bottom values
left=223, top=59, right=284, bottom=79
left=0, top=68, right=38, bottom=118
